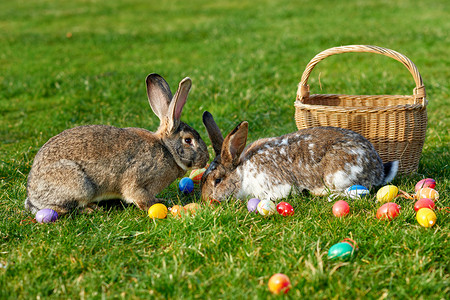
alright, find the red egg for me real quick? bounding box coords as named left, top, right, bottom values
left=376, top=202, right=400, bottom=220
left=414, top=198, right=435, bottom=212
left=415, top=178, right=436, bottom=192
left=332, top=200, right=350, bottom=217
left=276, top=202, right=294, bottom=216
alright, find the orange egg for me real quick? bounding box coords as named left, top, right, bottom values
left=184, top=203, right=201, bottom=215
left=416, top=188, right=439, bottom=201
left=268, top=273, right=291, bottom=294
left=170, top=205, right=187, bottom=217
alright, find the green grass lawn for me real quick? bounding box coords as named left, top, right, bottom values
left=1, top=0, right=449, bottom=298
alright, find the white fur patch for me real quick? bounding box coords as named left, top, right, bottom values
left=237, top=162, right=293, bottom=200
left=326, top=170, right=351, bottom=190
left=326, top=164, right=364, bottom=190
left=280, top=138, right=289, bottom=146
left=349, top=165, right=363, bottom=181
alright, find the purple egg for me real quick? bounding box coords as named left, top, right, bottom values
left=35, top=209, right=58, bottom=223
left=247, top=198, right=261, bottom=213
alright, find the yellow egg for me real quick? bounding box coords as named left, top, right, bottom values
left=416, top=208, right=437, bottom=228
left=416, top=188, right=439, bottom=201
left=376, top=185, right=399, bottom=203
left=148, top=203, right=168, bottom=219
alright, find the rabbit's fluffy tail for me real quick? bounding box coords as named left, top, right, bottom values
left=382, top=161, right=399, bottom=184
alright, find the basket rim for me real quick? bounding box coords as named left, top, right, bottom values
left=294, top=99, right=426, bottom=113
left=297, top=45, right=427, bottom=107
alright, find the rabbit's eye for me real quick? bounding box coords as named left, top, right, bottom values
left=184, top=138, right=192, bottom=144
left=214, top=178, right=222, bottom=185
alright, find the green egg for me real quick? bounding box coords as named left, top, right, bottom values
left=328, top=242, right=355, bottom=260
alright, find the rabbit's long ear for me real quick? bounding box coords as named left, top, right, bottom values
left=203, top=111, right=224, bottom=157
left=221, top=121, right=248, bottom=167
left=169, top=77, right=191, bottom=122
left=146, top=73, right=173, bottom=121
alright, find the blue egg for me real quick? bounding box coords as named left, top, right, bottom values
left=179, top=177, right=194, bottom=194
left=328, top=242, right=355, bottom=260
left=345, top=185, right=370, bottom=199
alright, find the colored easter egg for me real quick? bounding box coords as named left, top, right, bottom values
left=376, top=202, right=400, bottom=220
left=148, top=203, right=168, bottom=219
left=170, top=205, right=187, bottom=217
left=345, top=185, right=370, bottom=199
left=247, top=198, right=261, bottom=213
left=276, top=202, right=294, bottom=216
left=376, top=185, right=399, bottom=203
left=416, top=188, right=439, bottom=201
left=189, top=168, right=206, bottom=184
left=184, top=202, right=200, bottom=214
left=35, top=209, right=58, bottom=224
left=328, top=242, right=355, bottom=260
left=415, top=178, right=436, bottom=192
left=341, top=238, right=359, bottom=252
left=414, top=198, right=435, bottom=212
left=268, top=273, right=291, bottom=294
left=332, top=200, right=350, bottom=217
left=179, top=177, right=194, bottom=194
left=257, top=200, right=276, bottom=216
left=416, top=208, right=437, bottom=228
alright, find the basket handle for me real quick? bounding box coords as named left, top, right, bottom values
left=297, top=45, right=427, bottom=106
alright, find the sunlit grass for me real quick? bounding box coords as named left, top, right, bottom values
left=0, top=0, right=448, bottom=298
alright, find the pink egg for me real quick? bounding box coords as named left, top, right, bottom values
left=332, top=200, right=350, bottom=217
left=414, top=198, right=435, bottom=212
left=415, top=178, right=436, bottom=192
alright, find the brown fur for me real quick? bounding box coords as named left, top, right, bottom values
left=25, top=74, right=209, bottom=215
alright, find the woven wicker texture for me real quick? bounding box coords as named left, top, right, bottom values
left=295, top=45, right=427, bottom=174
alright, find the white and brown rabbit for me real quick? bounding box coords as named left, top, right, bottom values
left=201, top=111, right=398, bottom=202
left=25, top=74, right=209, bottom=215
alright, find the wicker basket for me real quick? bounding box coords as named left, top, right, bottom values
left=295, top=45, right=427, bottom=175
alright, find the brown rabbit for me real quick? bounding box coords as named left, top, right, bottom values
left=25, top=74, right=209, bottom=215
left=201, top=111, right=398, bottom=202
